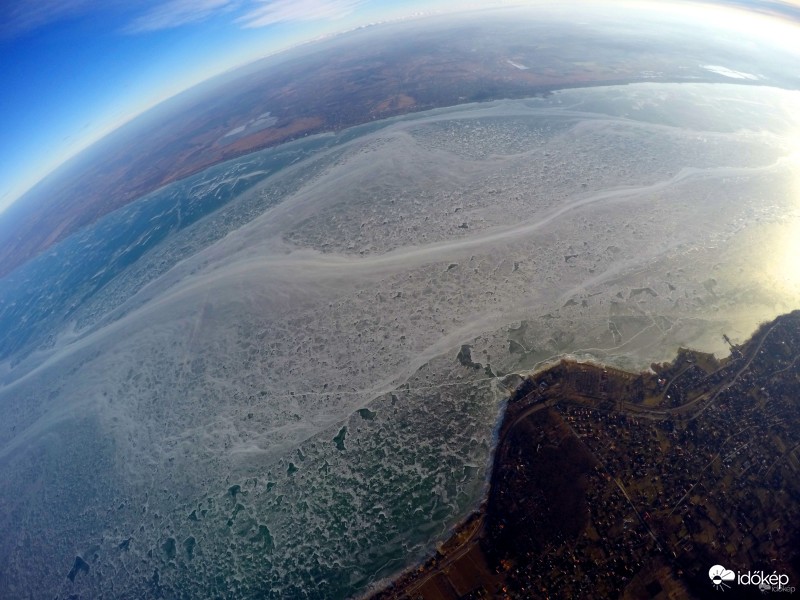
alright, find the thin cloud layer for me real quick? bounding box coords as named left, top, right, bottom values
left=237, top=0, right=363, bottom=28
left=1, top=0, right=365, bottom=39
left=1, top=0, right=98, bottom=39
left=4, top=1, right=800, bottom=40
left=124, top=0, right=239, bottom=34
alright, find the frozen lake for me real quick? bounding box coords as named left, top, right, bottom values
left=1, top=82, right=799, bottom=598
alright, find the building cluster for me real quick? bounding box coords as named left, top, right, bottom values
left=487, top=311, right=800, bottom=598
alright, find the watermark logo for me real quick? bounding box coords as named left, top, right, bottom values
left=709, top=564, right=794, bottom=593
left=709, top=565, right=735, bottom=591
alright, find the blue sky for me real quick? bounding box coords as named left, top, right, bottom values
left=1, top=0, right=799, bottom=213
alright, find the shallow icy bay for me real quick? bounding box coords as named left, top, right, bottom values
left=1, top=83, right=799, bottom=598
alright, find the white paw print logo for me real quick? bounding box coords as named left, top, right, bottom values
left=709, top=565, right=735, bottom=591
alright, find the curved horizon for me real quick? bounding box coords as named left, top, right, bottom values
left=2, top=0, right=800, bottom=217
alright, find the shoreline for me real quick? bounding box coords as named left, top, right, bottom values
left=367, top=310, right=800, bottom=599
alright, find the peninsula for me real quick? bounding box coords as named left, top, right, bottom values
left=371, top=310, right=800, bottom=599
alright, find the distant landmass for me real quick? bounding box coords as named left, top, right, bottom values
left=372, top=310, right=800, bottom=599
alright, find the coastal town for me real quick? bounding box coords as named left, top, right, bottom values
left=371, top=310, right=800, bottom=599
